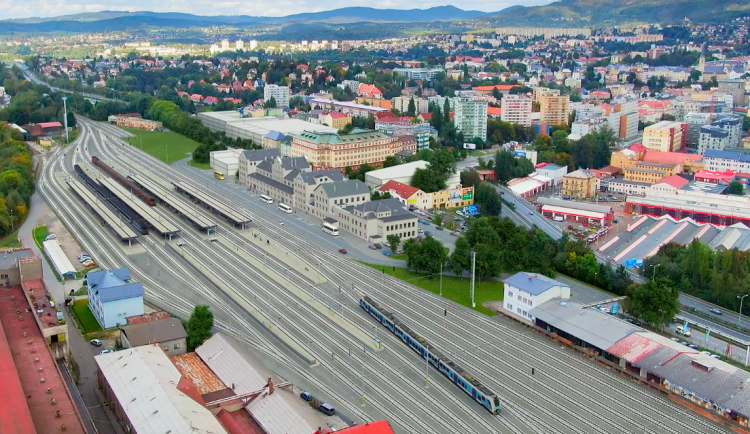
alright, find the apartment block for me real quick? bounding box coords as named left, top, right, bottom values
left=263, top=84, right=290, bottom=107
left=698, top=125, right=732, bottom=154
left=623, top=162, right=682, bottom=184
left=454, top=98, right=488, bottom=141
left=642, top=121, right=687, bottom=152
left=684, top=112, right=712, bottom=151
left=539, top=92, right=570, bottom=126
left=501, top=94, right=532, bottom=126
left=392, top=96, right=429, bottom=115
left=290, top=129, right=400, bottom=170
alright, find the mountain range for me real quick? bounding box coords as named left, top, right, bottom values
left=1, top=1, right=749, bottom=34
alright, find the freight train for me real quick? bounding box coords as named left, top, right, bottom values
left=91, top=156, right=156, bottom=206
left=360, top=296, right=501, bottom=414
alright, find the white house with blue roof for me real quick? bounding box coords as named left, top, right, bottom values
left=87, top=268, right=144, bottom=329
left=503, top=272, right=570, bottom=322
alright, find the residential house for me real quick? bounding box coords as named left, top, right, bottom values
left=119, top=318, right=187, bottom=356
left=87, top=268, right=144, bottom=329
left=503, top=272, right=571, bottom=322
left=562, top=169, right=598, bottom=199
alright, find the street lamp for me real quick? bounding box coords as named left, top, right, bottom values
left=738, top=294, right=749, bottom=329
left=650, top=263, right=660, bottom=279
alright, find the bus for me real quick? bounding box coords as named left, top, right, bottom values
left=278, top=203, right=292, bottom=214
left=322, top=222, right=340, bottom=236
left=260, top=194, right=274, bottom=204
left=214, top=171, right=225, bottom=180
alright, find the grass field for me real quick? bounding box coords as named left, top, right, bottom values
left=0, top=230, right=21, bottom=249
left=71, top=299, right=102, bottom=334
left=121, top=127, right=204, bottom=166
left=360, top=262, right=501, bottom=316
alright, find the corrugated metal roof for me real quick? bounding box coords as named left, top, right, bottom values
left=247, top=390, right=317, bottom=434
left=196, top=334, right=267, bottom=395
left=536, top=197, right=612, bottom=214
left=96, top=346, right=228, bottom=434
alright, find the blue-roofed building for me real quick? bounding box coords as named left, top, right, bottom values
left=86, top=268, right=144, bottom=329
left=704, top=149, right=750, bottom=173
left=503, top=272, right=570, bottom=322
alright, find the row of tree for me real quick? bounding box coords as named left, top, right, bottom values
left=0, top=125, right=35, bottom=238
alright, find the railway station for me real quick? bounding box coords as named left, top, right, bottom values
left=67, top=179, right=139, bottom=242
left=172, top=181, right=252, bottom=227
left=99, top=177, right=181, bottom=237
left=128, top=175, right=217, bottom=233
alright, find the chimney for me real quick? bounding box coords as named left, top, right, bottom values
left=267, top=377, right=274, bottom=395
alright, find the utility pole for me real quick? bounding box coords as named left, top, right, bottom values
left=439, top=262, right=443, bottom=296
left=470, top=250, right=476, bottom=308
left=361, top=345, right=366, bottom=407
left=62, top=97, right=69, bottom=144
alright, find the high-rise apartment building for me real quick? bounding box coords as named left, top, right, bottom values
left=684, top=112, right=712, bottom=151
left=501, top=95, right=532, bottom=126
left=263, top=84, right=291, bottom=107
left=642, top=121, right=687, bottom=152
left=235, top=40, right=244, bottom=50
left=539, top=92, right=570, bottom=126
left=454, top=99, right=488, bottom=141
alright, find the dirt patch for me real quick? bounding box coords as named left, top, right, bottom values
left=38, top=204, right=87, bottom=271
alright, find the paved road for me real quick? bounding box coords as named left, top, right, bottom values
left=42, top=118, right=734, bottom=434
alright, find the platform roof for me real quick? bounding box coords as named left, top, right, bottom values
left=99, top=177, right=180, bottom=235
left=68, top=180, right=138, bottom=240
left=129, top=175, right=216, bottom=231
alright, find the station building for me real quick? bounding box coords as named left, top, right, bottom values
left=536, top=197, right=615, bottom=227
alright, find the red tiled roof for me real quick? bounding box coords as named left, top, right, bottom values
left=638, top=100, right=672, bottom=109
left=172, top=353, right=227, bottom=395
left=473, top=84, right=519, bottom=91
left=655, top=174, right=689, bottom=189
left=217, top=408, right=265, bottom=434
left=177, top=375, right=205, bottom=406
left=126, top=311, right=171, bottom=325
left=628, top=143, right=647, bottom=153
left=38, top=122, right=62, bottom=129
left=695, top=169, right=735, bottom=182
left=419, top=113, right=432, bottom=120
left=642, top=150, right=703, bottom=165
left=329, top=112, right=349, bottom=118
left=487, top=107, right=502, bottom=116
left=319, top=421, right=395, bottom=434
left=379, top=180, right=420, bottom=199
left=358, top=83, right=383, bottom=97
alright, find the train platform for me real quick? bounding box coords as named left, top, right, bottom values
left=67, top=180, right=138, bottom=241
left=99, top=178, right=180, bottom=236
left=172, top=181, right=252, bottom=227
left=128, top=175, right=216, bottom=232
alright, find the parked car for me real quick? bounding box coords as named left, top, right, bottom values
left=382, top=251, right=392, bottom=257
left=417, top=218, right=424, bottom=223
left=318, top=403, right=336, bottom=416
left=77, top=252, right=88, bottom=259
left=90, top=339, right=102, bottom=347
left=45, top=234, right=57, bottom=241
left=338, top=249, right=347, bottom=254
left=300, top=392, right=313, bottom=401
left=368, top=245, right=378, bottom=250
left=277, top=220, right=284, bottom=226
left=422, top=221, right=430, bottom=226
left=424, top=231, right=433, bottom=237
left=709, top=308, right=722, bottom=315
left=101, top=349, right=114, bottom=355
left=373, top=243, right=382, bottom=249
left=612, top=219, right=619, bottom=224
left=436, top=225, right=444, bottom=231
left=418, top=228, right=424, bottom=233
left=450, top=231, right=459, bottom=236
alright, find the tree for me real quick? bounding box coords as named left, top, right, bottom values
left=627, top=278, right=680, bottom=330
left=432, top=213, right=444, bottom=227
left=407, top=97, right=416, bottom=117
left=411, top=167, right=443, bottom=193
left=448, top=237, right=471, bottom=280
left=382, top=156, right=399, bottom=168
left=263, top=96, right=277, bottom=108
left=338, top=123, right=354, bottom=135
left=727, top=181, right=744, bottom=196
left=387, top=234, right=401, bottom=254
left=460, top=170, right=481, bottom=189
left=371, top=191, right=392, bottom=201
left=186, top=305, right=214, bottom=351
left=475, top=182, right=501, bottom=216
left=405, top=236, right=447, bottom=276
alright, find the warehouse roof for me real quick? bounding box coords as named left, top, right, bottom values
left=365, top=161, right=429, bottom=181
left=529, top=299, right=641, bottom=350
left=95, top=346, right=228, bottom=434
left=537, top=197, right=613, bottom=214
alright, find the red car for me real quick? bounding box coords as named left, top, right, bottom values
left=338, top=249, right=347, bottom=254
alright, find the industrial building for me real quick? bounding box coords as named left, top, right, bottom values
left=365, top=160, right=460, bottom=189
left=536, top=197, right=614, bottom=226
left=209, top=148, right=244, bottom=178
left=198, top=111, right=337, bottom=144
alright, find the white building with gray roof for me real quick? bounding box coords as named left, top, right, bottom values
left=503, top=272, right=571, bottom=322
left=311, top=179, right=370, bottom=220
left=335, top=197, right=419, bottom=242
left=247, top=155, right=308, bottom=206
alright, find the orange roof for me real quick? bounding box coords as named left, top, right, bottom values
left=638, top=100, right=671, bottom=109
left=379, top=180, right=420, bottom=199
left=358, top=83, right=383, bottom=97
left=628, top=143, right=647, bottom=153
left=487, top=107, right=501, bottom=116
left=329, top=112, right=349, bottom=119
left=473, top=85, right=519, bottom=91
left=642, top=150, right=703, bottom=165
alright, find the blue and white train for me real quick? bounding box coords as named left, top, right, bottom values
left=360, top=296, right=501, bottom=414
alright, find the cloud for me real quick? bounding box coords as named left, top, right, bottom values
left=0, top=0, right=554, bottom=19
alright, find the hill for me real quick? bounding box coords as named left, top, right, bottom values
left=482, top=0, right=750, bottom=26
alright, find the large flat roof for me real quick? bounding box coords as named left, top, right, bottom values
left=42, top=240, right=76, bottom=276
left=96, top=346, right=228, bottom=434
left=529, top=299, right=642, bottom=350
left=0, top=285, right=86, bottom=434
left=0, top=294, right=37, bottom=434
left=537, top=197, right=613, bottom=214
left=365, top=160, right=429, bottom=182
left=0, top=248, right=33, bottom=269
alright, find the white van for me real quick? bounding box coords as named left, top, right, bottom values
left=553, top=216, right=564, bottom=222
left=675, top=326, right=691, bottom=337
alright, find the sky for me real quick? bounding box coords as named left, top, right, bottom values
left=0, top=0, right=554, bottom=20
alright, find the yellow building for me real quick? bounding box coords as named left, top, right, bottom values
left=430, top=185, right=475, bottom=210
left=562, top=169, right=598, bottom=199
left=291, top=129, right=400, bottom=170
left=320, top=112, right=352, bottom=129
left=539, top=93, right=570, bottom=126
left=623, top=162, right=682, bottom=184
left=642, top=121, right=686, bottom=152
